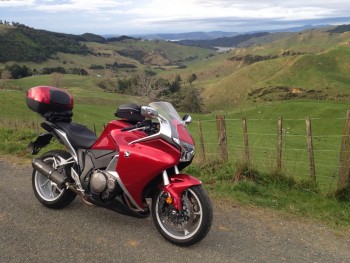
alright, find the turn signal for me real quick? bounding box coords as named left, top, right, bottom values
left=166, top=196, right=173, bottom=204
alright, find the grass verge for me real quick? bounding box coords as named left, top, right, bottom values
left=186, top=159, right=350, bottom=228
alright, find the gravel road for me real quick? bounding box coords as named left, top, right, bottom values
left=1, top=157, right=350, bottom=263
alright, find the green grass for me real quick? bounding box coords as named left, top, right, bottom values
left=186, top=160, right=350, bottom=228
left=187, top=100, right=350, bottom=193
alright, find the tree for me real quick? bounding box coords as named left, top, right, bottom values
left=135, top=73, right=168, bottom=102
left=179, top=86, right=203, bottom=113
left=50, top=73, right=64, bottom=88
left=8, top=64, right=31, bottom=79
left=117, top=78, right=131, bottom=93
left=187, top=73, right=197, bottom=85
left=168, top=74, right=182, bottom=93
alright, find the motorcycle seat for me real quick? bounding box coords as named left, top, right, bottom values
left=54, top=122, right=97, bottom=149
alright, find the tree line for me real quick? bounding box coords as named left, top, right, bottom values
left=0, top=64, right=88, bottom=79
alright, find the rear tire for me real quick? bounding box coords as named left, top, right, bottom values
left=152, top=185, right=213, bottom=246
left=32, top=150, right=77, bottom=209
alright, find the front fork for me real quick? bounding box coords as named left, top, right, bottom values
left=161, top=167, right=202, bottom=210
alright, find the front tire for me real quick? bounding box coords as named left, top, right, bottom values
left=152, top=185, right=213, bottom=246
left=32, top=150, right=77, bottom=209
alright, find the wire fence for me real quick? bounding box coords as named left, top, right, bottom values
left=187, top=113, right=350, bottom=193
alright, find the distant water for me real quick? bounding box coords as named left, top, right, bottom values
left=215, top=47, right=235, bottom=53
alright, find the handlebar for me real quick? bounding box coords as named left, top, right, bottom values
left=121, top=125, right=137, bottom=132
left=121, top=120, right=153, bottom=132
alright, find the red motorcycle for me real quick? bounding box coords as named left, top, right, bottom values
left=26, top=86, right=212, bottom=246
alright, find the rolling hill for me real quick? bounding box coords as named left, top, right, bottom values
left=2, top=23, right=350, bottom=112
left=202, top=42, right=350, bottom=109
left=0, top=23, right=214, bottom=69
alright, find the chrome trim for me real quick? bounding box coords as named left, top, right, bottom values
left=54, top=128, right=78, bottom=163
left=174, top=166, right=180, bottom=174
left=106, top=154, right=119, bottom=171
left=129, top=115, right=172, bottom=145
left=57, top=156, right=75, bottom=166
left=162, top=170, right=170, bottom=186
left=71, top=168, right=84, bottom=192
left=106, top=155, right=144, bottom=211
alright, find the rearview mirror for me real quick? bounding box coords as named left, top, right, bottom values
left=183, top=114, right=192, bottom=124
left=141, top=106, right=159, bottom=119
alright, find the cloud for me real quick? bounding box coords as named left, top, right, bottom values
left=129, top=1, right=334, bottom=25
left=0, top=0, right=36, bottom=7
left=1, top=0, right=350, bottom=34
left=32, top=0, right=131, bottom=13
left=0, top=0, right=131, bottom=13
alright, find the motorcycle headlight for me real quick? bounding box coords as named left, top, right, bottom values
left=173, top=138, right=195, bottom=162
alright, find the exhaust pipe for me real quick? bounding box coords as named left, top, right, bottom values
left=32, top=158, right=69, bottom=188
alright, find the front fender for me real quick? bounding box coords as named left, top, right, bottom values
left=162, top=174, right=202, bottom=210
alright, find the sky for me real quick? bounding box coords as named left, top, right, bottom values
left=1, top=0, right=350, bottom=35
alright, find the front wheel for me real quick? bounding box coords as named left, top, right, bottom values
left=152, top=185, right=213, bottom=246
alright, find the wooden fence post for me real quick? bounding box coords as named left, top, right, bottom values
left=337, top=110, right=350, bottom=193
left=242, top=117, right=250, bottom=165
left=277, top=117, right=283, bottom=173
left=93, top=124, right=97, bottom=136
left=216, top=115, right=228, bottom=161
left=197, top=120, right=206, bottom=162
left=305, top=117, right=316, bottom=182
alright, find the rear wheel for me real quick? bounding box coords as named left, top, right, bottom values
left=152, top=185, right=212, bottom=246
left=32, top=150, right=77, bottom=209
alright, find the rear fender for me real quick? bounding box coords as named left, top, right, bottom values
left=162, top=174, right=201, bottom=210
left=27, top=133, right=53, bottom=155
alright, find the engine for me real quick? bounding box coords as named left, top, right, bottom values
left=90, top=170, right=119, bottom=201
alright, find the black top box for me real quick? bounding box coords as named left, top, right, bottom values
left=26, top=86, right=74, bottom=115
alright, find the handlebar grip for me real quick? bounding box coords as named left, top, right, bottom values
left=121, top=125, right=136, bottom=132
left=121, top=120, right=152, bottom=132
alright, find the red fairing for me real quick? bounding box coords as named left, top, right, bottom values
left=163, top=174, right=202, bottom=210
left=91, top=120, right=131, bottom=150
left=92, top=120, right=182, bottom=209
left=115, top=137, right=181, bottom=209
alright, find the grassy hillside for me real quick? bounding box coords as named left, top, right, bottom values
left=201, top=44, right=350, bottom=110
left=107, top=39, right=214, bottom=66
left=0, top=24, right=89, bottom=62
left=234, top=28, right=350, bottom=56
left=2, top=24, right=350, bottom=113
left=176, top=32, right=270, bottom=48
left=0, top=23, right=214, bottom=81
